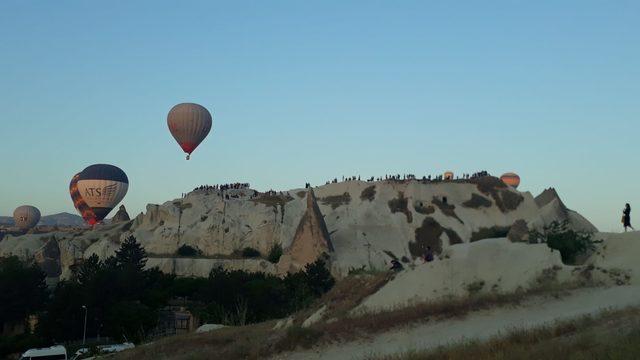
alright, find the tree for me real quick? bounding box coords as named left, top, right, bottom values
left=0, top=256, right=48, bottom=330
left=38, top=235, right=168, bottom=344
left=74, top=254, right=102, bottom=286
left=267, top=244, right=283, bottom=263
left=115, top=235, right=147, bottom=272
left=302, top=255, right=335, bottom=296
left=530, top=221, right=598, bottom=264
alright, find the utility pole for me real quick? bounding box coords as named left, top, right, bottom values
left=82, top=305, right=88, bottom=346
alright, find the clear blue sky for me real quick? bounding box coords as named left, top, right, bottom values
left=0, top=1, right=638, bottom=231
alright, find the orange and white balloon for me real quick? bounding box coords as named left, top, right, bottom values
left=501, top=172, right=521, bottom=189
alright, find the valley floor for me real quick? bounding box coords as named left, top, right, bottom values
left=273, top=286, right=640, bottom=360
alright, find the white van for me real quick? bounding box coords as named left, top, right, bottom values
left=20, top=345, right=67, bottom=360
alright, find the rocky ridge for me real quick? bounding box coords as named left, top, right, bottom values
left=0, top=177, right=597, bottom=280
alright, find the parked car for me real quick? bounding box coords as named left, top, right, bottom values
left=20, top=345, right=67, bottom=360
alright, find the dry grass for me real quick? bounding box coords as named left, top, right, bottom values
left=310, top=283, right=578, bottom=346
left=274, top=267, right=592, bottom=351
left=368, top=306, right=640, bottom=360
left=114, top=321, right=285, bottom=360
left=112, top=274, right=599, bottom=360
left=113, top=273, right=393, bottom=360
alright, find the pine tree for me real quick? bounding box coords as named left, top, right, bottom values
left=0, top=256, right=48, bottom=329
left=115, top=235, right=147, bottom=272
left=75, top=253, right=102, bottom=285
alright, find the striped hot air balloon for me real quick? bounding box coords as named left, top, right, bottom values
left=13, top=205, right=41, bottom=231
left=69, top=173, right=98, bottom=225
left=501, top=172, right=521, bottom=189
left=167, top=103, right=213, bottom=160
left=76, top=164, right=129, bottom=223
left=444, top=171, right=454, bottom=181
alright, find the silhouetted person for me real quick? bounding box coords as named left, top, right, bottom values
left=623, top=203, right=634, bottom=232
left=423, top=246, right=434, bottom=262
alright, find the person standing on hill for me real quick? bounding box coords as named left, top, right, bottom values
left=623, top=204, right=634, bottom=232
left=423, top=246, right=434, bottom=262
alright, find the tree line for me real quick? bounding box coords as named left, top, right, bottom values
left=0, top=236, right=334, bottom=357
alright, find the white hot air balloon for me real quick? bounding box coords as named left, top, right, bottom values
left=13, top=205, right=41, bottom=231
left=167, top=103, right=213, bottom=160
left=76, top=164, right=129, bottom=223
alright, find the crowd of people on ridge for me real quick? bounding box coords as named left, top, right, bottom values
left=181, top=183, right=252, bottom=199
left=182, top=183, right=292, bottom=201
left=322, top=170, right=491, bottom=186
left=193, top=183, right=250, bottom=192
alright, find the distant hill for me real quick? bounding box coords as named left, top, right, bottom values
left=0, top=212, right=85, bottom=227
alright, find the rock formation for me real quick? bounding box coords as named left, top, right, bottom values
left=0, top=176, right=599, bottom=280
left=33, top=237, right=62, bottom=278
left=531, top=188, right=597, bottom=233
left=277, top=190, right=334, bottom=274
left=111, top=205, right=131, bottom=224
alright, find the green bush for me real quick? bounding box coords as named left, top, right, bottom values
left=530, top=221, right=598, bottom=264
left=241, top=247, right=262, bottom=258
left=192, top=256, right=335, bottom=325
left=268, top=244, right=284, bottom=263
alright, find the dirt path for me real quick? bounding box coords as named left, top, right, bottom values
left=273, top=286, right=640, bottom=360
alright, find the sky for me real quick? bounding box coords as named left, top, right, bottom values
left=0, top=1, right=638, bottom=231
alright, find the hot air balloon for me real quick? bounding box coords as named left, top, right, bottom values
left=444, top=171, right=454, bottom=181
left=167, top=103, right=213, bottom=160
left=13, top=205, right=41, bottom=231
left=76, top=164, right=129, bottom=223
left=69, top=173, right=98, bottom=225
left=501, top=172, right=521, bottom=189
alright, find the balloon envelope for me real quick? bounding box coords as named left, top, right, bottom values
left=444, top=171, right=454, bottom=180
left=69, top=173, right=98, bottom=225
left=501, top=172, right=521, bottom=189
left=77, top=164, right=129, bottom=222
left=13, top=205, right=41, bottom=230
left=167, top=103, right=212, bottom=159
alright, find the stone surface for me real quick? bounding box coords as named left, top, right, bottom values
left=111, top=205, right=131, bottom=223
left=0, top=177, right=598, bottom=279
left=277, top=190, right=334, bottom=274
left=507, top=219, right=529, bottom=243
